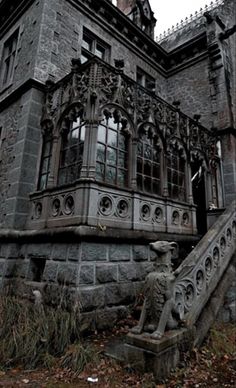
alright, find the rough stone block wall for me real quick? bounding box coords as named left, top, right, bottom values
left=34, top=0, right=165, bottom=95
left=0, top=88, right=44, bottom=229
left=0, top=240, right=157, bottom=329
left=0, top=0, right=43, bottom=101
left=166, top=60, right=212, bottom=128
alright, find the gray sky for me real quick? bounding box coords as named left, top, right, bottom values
left=149, top=0, right=219, bottom=35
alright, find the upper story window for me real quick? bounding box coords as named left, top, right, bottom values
left=81, top=28, right=110, bottom=64
left=137, top=126, right=162, bottom=195
left=167, top=142, right=186, bottom=202
left=58, top=114, right=86, bottom=186
left=137, top=67, right=155, bottom=92
left=1, top=29, right=19, bottom=87
left=96, top=109, right=129, bottom=187
left=38, top=130, right=53, bottom=190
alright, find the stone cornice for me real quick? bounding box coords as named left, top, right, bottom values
left=0, top=225, right=200, bottom=244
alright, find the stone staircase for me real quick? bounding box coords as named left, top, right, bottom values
left=125, top=200, right=236, bottom=380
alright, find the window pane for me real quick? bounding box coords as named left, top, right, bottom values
left=96, top=162, right=105, bottom=180
left=39, top=174, right=47, bottom=190
left=82, top=34, right=93, bottom=51
left=80, top=125, right=86, bottom=141
left=118, top=151, right=126, bottom=167
left=107, top=117, right=118, bottom=130
left=144, top=160, right=151, bottom=176
left=107, top=129, right=117, bottom=147
left=97, top=144, right=106, bottom=162
left=95, top=44, right=105, bottom=59
left=117, top=169, right=126, bottom=186
left=119, top=133, right=126, bottom=150
left=106, top=166, right=116, bottom=184
left=98, top=125, right=106, bottom=143
left=107, top=147, right=117, bottom=166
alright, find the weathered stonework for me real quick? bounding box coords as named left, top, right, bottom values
left=0, top=0, right=235, bottom=335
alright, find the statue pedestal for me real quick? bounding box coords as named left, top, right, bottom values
left=124, top=328, right=195, bottom=382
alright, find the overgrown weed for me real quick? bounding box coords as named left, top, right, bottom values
left=0, top=295, right=98, bottom=371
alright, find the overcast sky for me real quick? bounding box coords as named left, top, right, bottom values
left=149, top=0, right=218, bottom=36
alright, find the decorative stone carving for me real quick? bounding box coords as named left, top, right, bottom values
left=131, top=241, right=182, bottom=339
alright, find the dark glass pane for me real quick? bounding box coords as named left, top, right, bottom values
left=173, top=185, right=178, bottom=198
left=153, top=180, right=160, bottom=195
left=39, top=174, right=47, bottom=190
left=173, top=171, right=178, bottom=184
left=42, top=157, right=49, bottom=173
left=106, top=166, right=116, bottom=184
left=153, top=149, right=160, bottom=162
left=144, top=177, right=151, bottom=192
left=137, top=142, right=143, bottom=156
left=97, top=144, right=106, bottom=162
left=118, top=151, right=126, bottom=167
left=95, top=44, right=105, bottom=59
left=144, top=144, right=152, bottom=159
left=82, top=35, right=93, bottom=51
left=58, top=169, right=67, bottom=185
left=119, top=133, right=126, bottom=150
left=107, top=129, right=117, bottom=147
left=117, top=169, right=126, bottom=186
left=60, top=150, right=67, bottom=167
left=137, top=174, right=142, bottom=190
left=137, top=157, right=142, bottom=173
left=107, top=147, right=117, bottom=166
left=68, top=147, right=77, bottom=163
left=96, top=162, right=105, bottom=181
left=144, top=160, right=151, bottom=176
left=97, top=125, right=106, bottom=143
left=153, top=163, right=160, bottom=178
left=44, top=141, right=51, bottom=156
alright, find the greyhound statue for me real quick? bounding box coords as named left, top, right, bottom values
left=131, top=241, right=182, bottom=340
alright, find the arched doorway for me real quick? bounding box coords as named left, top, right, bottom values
left=191, top=154, right=207, bottom=235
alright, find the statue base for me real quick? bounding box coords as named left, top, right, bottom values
left=124, top=328, right=195, bottom=382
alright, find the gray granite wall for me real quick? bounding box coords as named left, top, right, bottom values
left=0, top=88, right=44, bottom=229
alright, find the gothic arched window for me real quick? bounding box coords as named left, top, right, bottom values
left=137, top=126, right=162, bottom=195
left=96, top=109, right=129, bottom=187
left=167, top=140, right=186, bottom=201
left=58, top=113, right=85, bottom=185
left=38, top=128, right=53, bottom=190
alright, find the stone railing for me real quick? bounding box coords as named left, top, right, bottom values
left=29, top=182, right=197, bottom=235
left=156, top=0, right=224, bottom=42
left=174, top=199, right=236, bottom=326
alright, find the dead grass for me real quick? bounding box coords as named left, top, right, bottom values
left=0, top=295, right=98, bottom=371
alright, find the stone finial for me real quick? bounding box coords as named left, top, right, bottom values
left=194, top=114, right=201, bottom=122
left=114, top=59, right=125, bottom=71
left=71, top=58, right=81, bottom=72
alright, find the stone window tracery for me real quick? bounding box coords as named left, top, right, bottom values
left=137, top=125, right=162, bottom=195
left=38, top=129, right=53, bottom=190
left=167, top=141, right=186, bottom=202
left=96, top=109, right=129, bottom=187
left=58, top=114, right=85, bottom=186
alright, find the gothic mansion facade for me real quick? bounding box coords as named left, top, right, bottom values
left=0, top=0, right=235, bottom=322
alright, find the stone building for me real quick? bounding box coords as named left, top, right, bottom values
left=0, top=0, right=235, bottom=328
